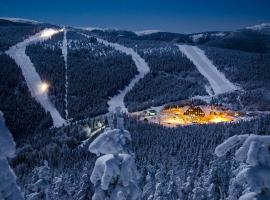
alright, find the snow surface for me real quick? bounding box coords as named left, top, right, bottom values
left=89, top=124, right=141, bottom=200
left=97, top=38, right=150, bottom=113
left=213, top=32, right=226, bottom=37
left=135, top=30, right=161, bottom=36
left=90, top=153, right=141, bottom=200
left=61, top=29, right=69, bottom=120
left=216, top=134, right=270, bottom=167
left=78, top=34, right=151, bottom=113
left=0, top=17, right=39, bottom=24
left=82, top=27, right=118, bottom=32
left=0, top=112, right=23, bottom=200
left=216, top=134, right=270, bottom=199
left=246, top=23, right=270, bottom=30
left=0, top=111, right=15, bottom=159
left=0, top=159, right=24, bottom=200
left=6, top=29, right=66, bottom=127
left=178, top=44, right=238, bottom=95
left=190, top=32, right=226, bottom=42
left=190, top=34, right=204, bottom=42
left=89, top=128, right=131, bottom=156
left=215, top=135, right=249, bottom=157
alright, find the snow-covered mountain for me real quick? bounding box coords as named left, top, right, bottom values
left=246, top=23, right=270, bottom=31
left=189, top=32, right=228, bottom=43
left=0, top=17, right=40, bottom=24
left=1, top=18, right=270, bottom=200
left=134, top=29, right=161, bottom=36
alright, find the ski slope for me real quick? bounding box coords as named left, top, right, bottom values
left=96, top=38, right=150, bottom=113
left=6, top=29, right=66, bottom=127
left=61, top=29, right=69, bottom=120
left=81, top=33, right=150, bottom=113
left=178, top=44, right=238, bottom=95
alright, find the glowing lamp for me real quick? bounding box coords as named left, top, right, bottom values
left=38, top=82, right=49, bottom=94
left=40, top=29, right=59, bottom=38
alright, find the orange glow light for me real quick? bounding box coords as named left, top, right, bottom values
left=38, top=82, right=49, bottom=94
left=158, top=106, right=236, bottom=127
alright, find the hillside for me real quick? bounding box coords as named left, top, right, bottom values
left=0, top=18, right=270, bottom=199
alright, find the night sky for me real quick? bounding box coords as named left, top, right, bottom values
left=1, top=0, right=270, bottom=33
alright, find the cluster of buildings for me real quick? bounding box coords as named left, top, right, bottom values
left=137, top=105, right=240, bottom=127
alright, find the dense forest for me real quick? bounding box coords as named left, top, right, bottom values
left=86, top=36, right=210, bottom=111
left=202, top=46, right=270, bottom=111
left=123, top=41, right=208, bottom=111
left=9, top=115, right=270, bottom=199
left=0, top=19, right=50, bottom=52
left=26, top=33, right=66, bottom=117
left=67, top=31, right=138, bottom=119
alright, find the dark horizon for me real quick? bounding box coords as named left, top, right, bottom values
left=1, top=0, right=270, bottom=34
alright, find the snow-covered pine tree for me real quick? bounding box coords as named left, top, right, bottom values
left=26, top=160, right=51, bottom=200
left=107, top=113, right=114, bottom=129
left=215, top=134, right=270, bottom=200
left=153, top=165, right=166, bottom=200
left=226, top=164, right=246, bottom=200
left=0, top=111, right=23, bottom=200
left=179, top=170, right=195, bottom=200
left=50, top=174, right=70, bottom=200
left=89, top=109, right=141, bottom=200
left=75, top=168, right=93, bottom=200
left=191, top=180, right=207, bottom=200
left=165, top=169, right=180, bottom=200
left=142, top=165, right=156, bottom=200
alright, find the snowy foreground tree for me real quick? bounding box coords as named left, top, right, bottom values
left=89, top=111, right=141, bottom=200
left=0, top=111, right=23, bottom=200
left=215, top=134, right=270, bottom=200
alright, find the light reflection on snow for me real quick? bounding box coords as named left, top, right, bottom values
left=37, top=82, right=49, bottom=94
left=40, top=29, right=61, bottom=38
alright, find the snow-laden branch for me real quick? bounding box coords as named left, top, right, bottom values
left=89, top=128, right=131, bottom=156
left=215, top=134, right=270, bottom=199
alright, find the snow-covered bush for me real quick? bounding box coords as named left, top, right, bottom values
left=0, top=112, right=23, bottom=200
left=89, top=112, right=141, bottom=200
left=215, top=134, right=270, bottom=200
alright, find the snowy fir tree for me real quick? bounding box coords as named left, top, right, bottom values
left=89, top=110, right=141, bottom=200
left=180, top=170, right=195, bottom=200
left=50, top=174, right=71, bottom=200
left=142, top=165, right=156, bottom=200
left=153, top=165, right=166, bottom=200
left=215, top=134, right=270, bottom=200
left=0, top=112, right=23, bottom=200
left=26, top=160, right=51, bottom=200
left=75, top=167, right=93, bottom=200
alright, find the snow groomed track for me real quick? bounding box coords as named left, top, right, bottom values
left=178, top=44, right=238, bottom=95
left=81, top=33, right=150, bottom=113
left=97, top=38, right=150, bottom=113
left=6, top=29, right=67, bottom=127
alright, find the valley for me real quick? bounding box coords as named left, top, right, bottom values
left=0, top=17, right=270, bottom=200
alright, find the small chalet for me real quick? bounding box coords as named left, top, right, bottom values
left=183, top=106, right=205, bottom=117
